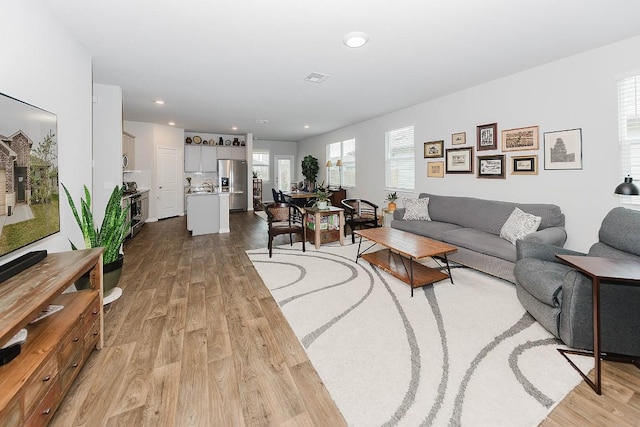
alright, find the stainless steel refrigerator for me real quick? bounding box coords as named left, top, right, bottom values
left=218, top=159, right=247, bottom=211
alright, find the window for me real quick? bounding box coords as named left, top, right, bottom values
left=618, top=75, right=640, bottom=207
left=252, top=149, right=270, bottom=182
left=326, top=139, right=356, bottom=188
left=385, top=126, right=415, bottom=191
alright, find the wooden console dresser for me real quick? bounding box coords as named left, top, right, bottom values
left=0, top=248, right=104, bottom=427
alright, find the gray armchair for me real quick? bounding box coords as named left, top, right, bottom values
left=514, top=207, right=640, bottom=356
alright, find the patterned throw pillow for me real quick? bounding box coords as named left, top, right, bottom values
left=499, top=207, right=542, bottom=245
left=402, top=197, right=431, bottom=221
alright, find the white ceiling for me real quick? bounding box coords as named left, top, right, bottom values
left=43, top=0, right=640, bottom=142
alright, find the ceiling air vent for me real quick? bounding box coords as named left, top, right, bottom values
left=304, top=72, right=331, bottom=83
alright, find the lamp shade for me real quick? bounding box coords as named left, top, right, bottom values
left=326, top=160, right=332, bottom=167
left=336, top=159, right=342, bottom=167
left=614, top=175, right=640, bottom=195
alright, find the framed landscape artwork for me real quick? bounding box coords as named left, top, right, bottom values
left=477, top=123, right=497, bottom=151
left=511, top=155, right=538, bottom=175
left=451, top=132, right=466, bottom=146
left=446, top=147, right=474, bottom=173
left=544, top=128, right=583, bottom=170
left=477, top=155, right=505, bottom=179
left=424, top=140, right=444, bottom=158
left=501, top=126, right=539, bottom=152
left=427, top=161, right=445, bottom=178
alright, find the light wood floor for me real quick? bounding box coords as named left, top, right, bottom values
left=50, top=212, right=640, bottom=426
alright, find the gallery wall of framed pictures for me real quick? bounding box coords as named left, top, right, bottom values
left=423, top=122, right=582, bottom=181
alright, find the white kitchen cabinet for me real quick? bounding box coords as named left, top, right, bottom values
left=185, top=145, right=217, bottom=172
left=231, top=146, right=246, bottom=160
left=217, top=146, right=232, bottom=159
left=122, top=131, right=136, bottom=170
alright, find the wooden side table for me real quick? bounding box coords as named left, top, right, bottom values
left=382, top=208, right=395, bottom=228
left=305, top=206, right=345, bottom=249
left=556, top=255, right=640, bottom=395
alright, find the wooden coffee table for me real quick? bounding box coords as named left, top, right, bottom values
left=355, top=228, right=457, bottom=296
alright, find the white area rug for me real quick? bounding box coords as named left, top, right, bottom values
left=247, top=242, right=590, bottom=427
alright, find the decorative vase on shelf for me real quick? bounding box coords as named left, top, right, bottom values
left=317, top=201, right=328, bottom=210
left=388, top=202, right=397, bottom=211
left=218, top=137, right=224, bottom=146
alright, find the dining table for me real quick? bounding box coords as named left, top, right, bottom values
left=283, top=191, right=317, bottom=206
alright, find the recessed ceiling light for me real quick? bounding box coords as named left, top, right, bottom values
left=343, top=31, right=369, bottom=48
left=304, top=125, right=310, bottom=129
left=168, top=122, right=175, bottom=126
left=256, top=119, right=269, bottom=124
left=231, top=126, right=238, bottom=131
left=154, top=100, right=165, bottom=105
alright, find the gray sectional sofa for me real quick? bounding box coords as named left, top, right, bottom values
left=391, top=193, right=567, bottom=283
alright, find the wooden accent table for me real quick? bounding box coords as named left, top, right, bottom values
left=556, top=255, right=640, bottom=395
left=0, top=248, right=104, bottom=426
left=305, top=206, right=345, bottom=249
left=355, top=228, right=457, bottom=296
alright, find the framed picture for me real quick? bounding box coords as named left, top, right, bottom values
left=477, top=155, right=505, bottom=179
left=427, top=161, right=445, bottom=178
left=544, top=128, right=583, bottom=170
left=477, top=123, right=497, bottom=151
left=424, top=140, right=444, bottom=158
left=511, top=155, right=538, bottom=175
left=501, top=125, right=539, bottom=152
left=446, top=146, right=474, bottom=173
left=451, top=132, right=466, bottom=145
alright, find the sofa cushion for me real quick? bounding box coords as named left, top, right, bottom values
left=418, top=193, right=564, bottom=234
left=441, top=228, right=516, bottom=262
left=391, top=219, right=461, bottom=241
left=402, top=197, right=431, bottom=221
left=514, top=258, right=571, bottom=307
left=499, top=207, right=542, bottom=244
left=588, top=242, right=640, bottom=261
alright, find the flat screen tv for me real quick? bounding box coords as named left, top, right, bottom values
left=0, top=92, right=59, bottom=259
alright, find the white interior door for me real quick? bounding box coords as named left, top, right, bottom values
left=275, top=155, right=294, bottom=192
left=157, top=147, right=181, bottom=219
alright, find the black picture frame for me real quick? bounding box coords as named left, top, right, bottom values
left=477, top=123, right=497, bottom=151
left=445, top=146, right=474, bottom=174
left=477, top=154, right=505, bottom=179
left=424, top=140, right=444, bottom=158
left=511, top=155, right=538, bottom=175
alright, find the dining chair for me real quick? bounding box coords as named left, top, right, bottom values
left=265, top=202, right=307, bottom=257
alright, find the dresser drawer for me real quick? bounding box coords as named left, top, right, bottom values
left=23, top=354, right=58, bottom=415
left=59, top=348, right=83, bottom=392
left=82, top=297, right=101, bottom=334
left=0, top=396, right=22, bottom=427
left=83, top=320, right=100, bottom=358
left=58, top=322, right=83, bottom=365
left=25, top=380, right=61, bottom=427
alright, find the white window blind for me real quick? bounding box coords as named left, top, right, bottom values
left=618, top=76, right=640, bottom=207
left=385, top=126, right=415, bottom=191
left=252, top=149, right=270, bottom=182
left=326, top=139, right=356, bottom=188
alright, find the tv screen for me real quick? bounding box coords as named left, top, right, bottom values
left=0, top=92, right=60, bottom=258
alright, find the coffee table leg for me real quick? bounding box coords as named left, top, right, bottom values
left=355, top=235, right=362, bottom=264
left=444, top=254, right=454, bottom=284
left=410, top=256, right=415, bottom=297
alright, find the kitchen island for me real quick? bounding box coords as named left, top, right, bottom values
left=186, top=192, right=230, bottom=235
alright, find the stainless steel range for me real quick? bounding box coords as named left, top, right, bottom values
left=123, top=182, right=149, bottom=237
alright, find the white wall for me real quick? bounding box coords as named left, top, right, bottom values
left=123, top=121, right=184, bottom=220
left=299, top=35, right=640, bottom=252
left=92, top=84, right=123, bottom=226
left=0, top=1, right=92, bottom=261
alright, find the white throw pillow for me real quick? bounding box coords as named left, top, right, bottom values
left=500, top=207, right=542, bottom=245
left=402, top=197, right=431, bottom=221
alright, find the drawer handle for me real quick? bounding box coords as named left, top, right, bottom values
left=43, top=408, right=51, bottom=415
left=92, top=310, right=99, bottom=315
left=73, top=337, right=80, bottom=342
left=72, top=363, right=79, bottom=368
left=42, top=375, right=51, bottom=382
left=93, top=331, right=99, bottom=336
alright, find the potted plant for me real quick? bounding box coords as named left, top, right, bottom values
left=313, top=181, right=332, bottom=209
left=62, top=184, right=131, bottom=297
left=301, top=155, right=319, bottom=191
left=387, top=191, right=399, bottom=211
